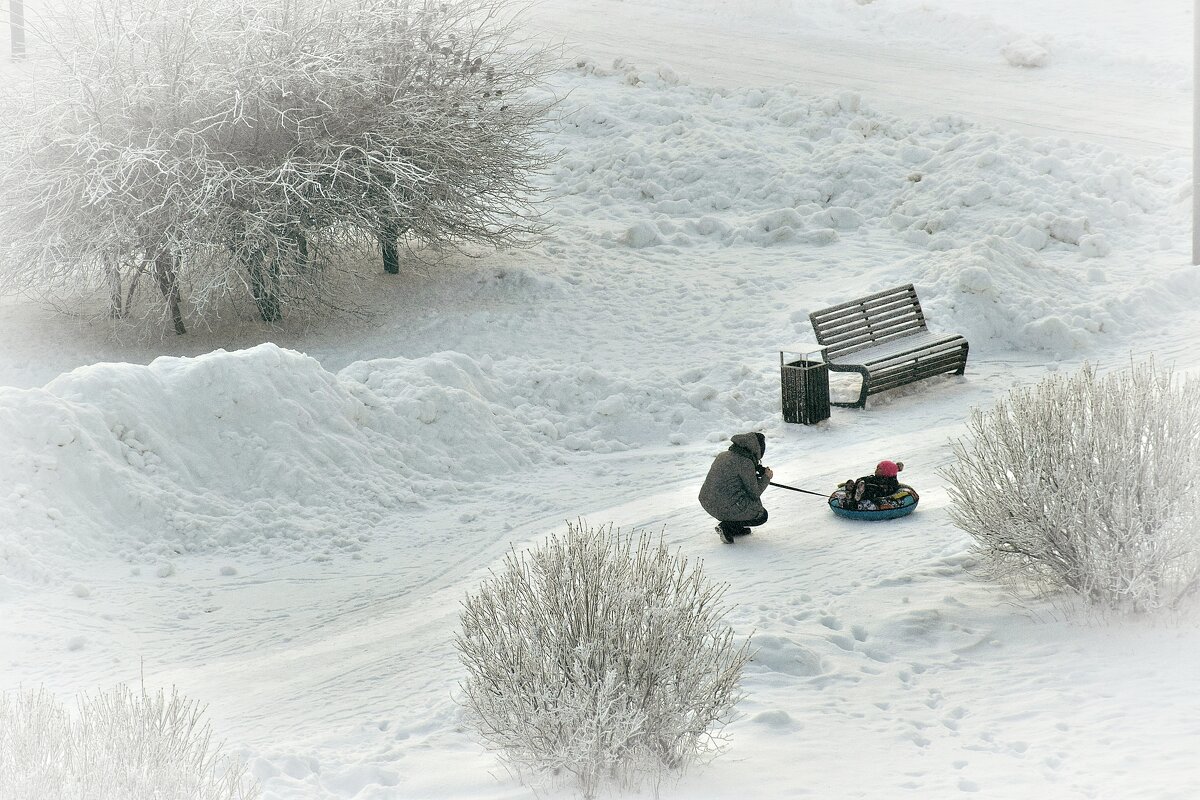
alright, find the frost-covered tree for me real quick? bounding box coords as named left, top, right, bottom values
left=456, top=521, right=752, bottom=799
left=944, top=359, right=1200, bottom=614
left=0, top=684, right=258, bottom=799
left=0, top=0, right=556, bottom=332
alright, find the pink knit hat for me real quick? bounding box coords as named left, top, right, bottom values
left=875, top=460, right=901, bottom=478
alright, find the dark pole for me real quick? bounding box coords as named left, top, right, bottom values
left=768, top=481, right=829, bottom=499
left=9, top=0, right=24, bottom=61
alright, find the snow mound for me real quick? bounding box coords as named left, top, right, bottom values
left=909, top=232, right=1200, bottom=355
left=1002, top=37, right=1051, bottom=68
left=554, top=68, right=1175, bottom=259
left=549, top=68, right=1189, bottom=354
left=906, top=237, right=1106, bottom=353
left=884, top=131, right=1171, bottom=255
left=1, top=346, right=411, bottom=589
left=1, top=344, right=781, bottom=590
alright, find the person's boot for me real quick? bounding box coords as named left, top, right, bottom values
left=841, top=480, right=858, bottom=510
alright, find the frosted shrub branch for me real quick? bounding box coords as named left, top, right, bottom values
left=0, top=687, right=71, bottom=797
left=455, top=521, right=752, bottom=798
left=0, top=0, right=557, bottom=332
left=0, top=684, right=259, bottom=800
left=943, top=359, right=1200, bottom=615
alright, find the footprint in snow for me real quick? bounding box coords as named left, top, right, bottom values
left=750, top=634, right=827, bottom=677
left=943, top=706, right=968, bottom=731
left=826, top=633, right=856, bottom=651
left=859, top=645, right=894, bottom=663
left=750, top=709, right=798, bottom=729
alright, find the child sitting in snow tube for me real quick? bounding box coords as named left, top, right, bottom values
left=830, top=460, right=918, bottom=520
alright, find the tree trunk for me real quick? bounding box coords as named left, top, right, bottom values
left=380, top=222, right=400, bottom=274
left=247, top=249, right=282, bottom=323
left=153, top=249, right=187, bottom=335
left=105, top=254, right=125, bottom=318
left=289, top=224, right=309, bottom=268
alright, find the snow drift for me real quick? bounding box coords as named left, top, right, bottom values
left=0, top=343, right=782, bottom=591
left=550, top=66, right=1192, bottom=353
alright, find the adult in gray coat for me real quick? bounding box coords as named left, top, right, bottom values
left=699, top=432, right=773, bottom=542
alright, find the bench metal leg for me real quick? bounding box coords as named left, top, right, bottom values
left=828, top=365, right=870, bottom=409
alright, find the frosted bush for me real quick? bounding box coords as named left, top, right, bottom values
left=0, top=685, right=258, bottom=800
left=944, top=360, right=1200, bottom=614
left=0, top=687, right=72, bottom=796
left=0, top=0, right=555, bottom=332
left=456, top=521, right=751, bottom=798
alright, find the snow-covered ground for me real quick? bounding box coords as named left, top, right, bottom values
left=2, top=1, right=1198, bottom=798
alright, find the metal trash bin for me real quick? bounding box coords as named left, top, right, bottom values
left=780, top=345, right=830, bottom=425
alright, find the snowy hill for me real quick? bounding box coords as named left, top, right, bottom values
left=2, top=0, right=1199, bottom=798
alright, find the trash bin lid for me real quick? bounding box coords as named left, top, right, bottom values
left=780, top=343, right=828, bottom=361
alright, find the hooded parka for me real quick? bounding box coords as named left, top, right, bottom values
left=698, top=432, right=769, bottom=522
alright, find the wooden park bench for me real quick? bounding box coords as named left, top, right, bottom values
left=808, top=283, right=968, bottom=409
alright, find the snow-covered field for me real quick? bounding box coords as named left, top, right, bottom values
left=2, top=1, right=1199, bottom=798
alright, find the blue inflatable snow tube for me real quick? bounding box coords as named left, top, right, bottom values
left=828, top=485, right=919, bottom=521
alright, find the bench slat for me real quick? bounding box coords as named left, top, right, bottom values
left=819, top=315, right=930, bottom=357
left=817, top=303, right=926, bottom=338
left=824, top=331, right=963, bottom=367
left=811, top=292, right=922, bottom=327
left=810, top=287, right=928, bottom=359
left=809, top=283, right=919, bottom=317
left=868, top=351, right=969, bottom=379
left=863, top=350, right=969, bottom=384
left=868, top=359, right=967, bottom=394
left=812, top=304, right=923, bottom=340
